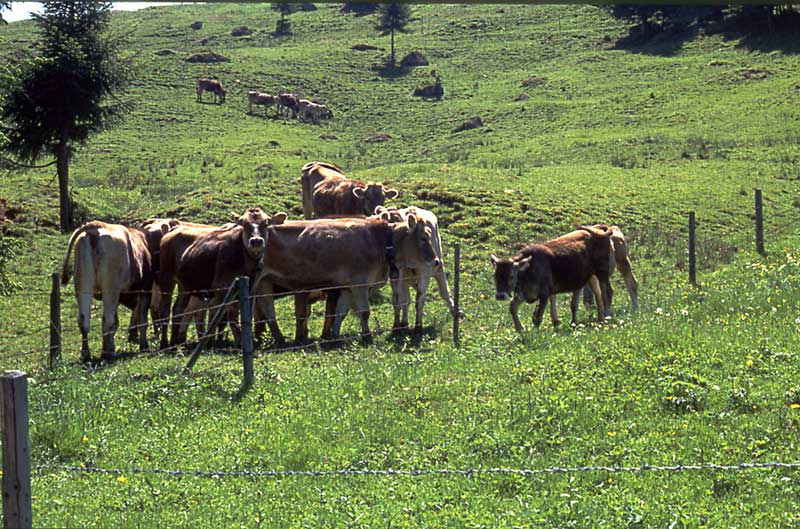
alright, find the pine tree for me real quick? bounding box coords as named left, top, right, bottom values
left=375, top=3, right=412, bottom=66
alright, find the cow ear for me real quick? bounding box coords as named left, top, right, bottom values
left=516, top=257, right=532, bottom=272
left=406, top=213, right=418, bottom=231
left=379, top=210, right=392, bottom=222
left=231, top=211, right=242, bottom=222
left=353, top=186, right=366, bottom=198
left=385, top=188, right=400, bottom=200
left=373, top=205, right=387, bottom=216
left=490, top=254, right=499, bottom=268
left=270, top=212, right=288, bottom=225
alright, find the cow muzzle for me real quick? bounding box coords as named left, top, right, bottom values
left=248, top=236, right=265, bottom=248
left=495, top=292, right=511, bottom=301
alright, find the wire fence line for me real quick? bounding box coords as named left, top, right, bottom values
left=32, top=461, right=800, bottom=480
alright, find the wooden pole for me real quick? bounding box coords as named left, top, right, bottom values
left=453, top=243, right=461, bottom=348
left=49, top=273, right=61, bottom=369
left=1, top=371, right=32, bottom=529
left=755, top=188, right=765, bottom=256
left=239, top=276, right=254, bottom=389
left=184, top=278, right=240, bottom=374
left=688, top=211, right=697, bottom=286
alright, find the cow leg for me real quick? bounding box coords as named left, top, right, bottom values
left=548, top=295, right=560, bottom=328
left=170, top=291, right=190, bottom=346
left=352, top=288, right=372, bottom=343
left=509, top=295, right=524, bottom=334
left=128, top=307, right=139, bottom=344
left=101, top=289, right=121, bottom=360
left=588, top=276, right=605, bottom=322
left=294, top=292, right=311, bottom=344
left=328, top=290, right=352, bottom=341
left=532, top=294, right=548, bottom=329
left=582, top=284, right=594, bottom=307
left=259, top=282, right=286, bottom=345
left=137, top=292, right=150, bottom=352
left=391, top=273, right=410, bottom=332
left=570, top=290, right=581, bottom=326
left=77, top=290, right=93, bottom=362
left=322, top=290, right=342, bottom=340
left=414, top=273, right=432, bottom=333
left=618, top=257, right=639, bottom=311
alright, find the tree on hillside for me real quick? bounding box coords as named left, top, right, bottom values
left=272, top=2, right=293, bottom=35
left=0, top=1, right=11, bottom=25
left=0, top=1, right=132, bottom=232
left=375, top=3, right=412, bottom=66
left=341, top=2, right=377, bottom=16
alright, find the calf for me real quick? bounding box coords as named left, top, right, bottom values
left=491, top=225, right=614, bottom=333
left=255, top=214, right=439, bottom=344
left=373, top=206, right=460, bottom=332
left=61, top=221, right=154, bottom=361
left=197, top=78, right=226, bottom=104
left=174, top=209, right=286, bottom=348
left=247, top=90, right=276, bottom=117
left=310, top=166, right=400, bottom=218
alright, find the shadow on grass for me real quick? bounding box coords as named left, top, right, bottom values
left=374, top=62, right=412, bottom=79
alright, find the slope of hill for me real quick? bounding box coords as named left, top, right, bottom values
left=1, top=4, right=799, bottom=527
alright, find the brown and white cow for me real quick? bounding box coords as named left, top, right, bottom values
left=308, top=164, right=400, bottom=219
left=579, top=224, right=639, bottom=313
left=277, top=92, right=299, bottom=118
left=491, top=225, right=614, bottom=333
left=172, top=209, right=286, bottom=348
left=296, top=99, right=333, bottom=124
left=197, top=78, right=226, bottom=104
left=61, top=221, right=154, bottom=361
left=373, top=205, right=461, bottom=332
left=255, top=214, right=439, bottom=344
left=247, top=90, right=276, bottom=116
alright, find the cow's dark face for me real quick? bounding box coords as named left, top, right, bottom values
left=395, top=213, right=439, bottom=269
left=491, top=254, right=531, bottom=300
left=237, top=208, right=272, bottom=259
left=354, top=183, right=400, bottom=216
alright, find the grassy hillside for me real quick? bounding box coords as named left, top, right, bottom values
left=1, top=3, right=799, bottom=527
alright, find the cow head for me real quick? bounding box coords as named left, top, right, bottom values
left=373, top=205, right=404, bottom=223
left=392, top=211, right=440, bottom=270
left=491, top=254, right=531, bottom=301
left=234, top=208, right=286, bottom=260
left=353, top=182, right=401, bottom=216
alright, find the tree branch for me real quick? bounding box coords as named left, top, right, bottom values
left=0, top=156, right=57, bottom=169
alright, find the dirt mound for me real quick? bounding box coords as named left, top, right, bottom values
left=736, top=67, right=771, bottom=81
left=513, top=93, right=529, bottom=101
left=186, top=51, right=230, bottom=63
left=231, top=26, right=253, bottom=37
left=154, top=49, right=177, bottom=56
left=352, top=43, right=379, bottom=51
left=400, top=51, right=429, bottom=67
left=363, top=133, right=392, bottom=143
left=190, top=21, right=202, bottom=30
left=453, top=117, right=483, bottom=133
left=521, top=76, right=547, bottom=87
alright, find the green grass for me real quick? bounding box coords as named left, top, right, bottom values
left=1, top=3, right=800, bottom=527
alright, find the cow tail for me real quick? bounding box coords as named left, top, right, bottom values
left=61, top=224, right=91, bottom=286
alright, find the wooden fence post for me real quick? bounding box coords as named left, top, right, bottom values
left=688, top=211, right=697, bottom=286
left=1, top=371, right=32, bottom=529
left=49, top=273, right=61, bottom=369
left=184, top=278, right=240, bottom=374
left=453, top=243, right=461, bottom=348
left=239, top=276, right=254, bottom=389
left=755, top=188, right=765, bottom=256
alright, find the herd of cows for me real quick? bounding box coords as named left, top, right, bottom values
left=196, top=78, right=333, bottom=124
left=59, top=161, right=639, bottom=362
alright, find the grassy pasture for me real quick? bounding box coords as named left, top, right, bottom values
left=1, top=3, right=800, bottom=527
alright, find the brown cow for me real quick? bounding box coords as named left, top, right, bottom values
left=197, top=78, right=226, bottom=104
left=255, top=214, right=439, bottom=344
left=297, top=99, right=333, bottom=124
left=61, top=221, right=154, bottom=361
left=579, top=224, right=639, bottom=314
left=300, top=161, right=345, bottom=219
left=173, top=209, right=287, bottom=348
left=277, top=92, right=298, bottom=118
left=373, top=205, right=461, bottom=332
left=491, top=225, right=614, bottom=333
left=310, top=165, right=400, bottom=219
left=247, top=90, right=276, bottom=116
left=134, top=218, right=182, bottom=340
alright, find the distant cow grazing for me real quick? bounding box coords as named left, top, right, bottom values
left=297, top=99, right=333, bottom=124
left=277, top=92, right=299, bottom=118
left=373, top=206, right=461, bottom=332
left=303, top=162, right=399, bottom=218
left=197, top=78, right=226, bottom=104
left=247, top=90, right=276, bottom=116
left=172, top=208, right=287, bottom=348
left=491, top=225, right=614, bottom=333
left=61, top=221, right=155, bottom=361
